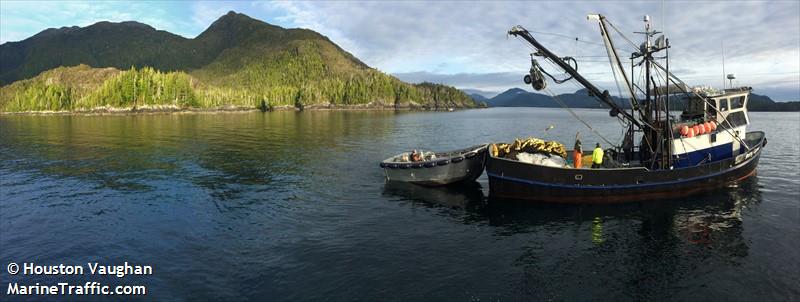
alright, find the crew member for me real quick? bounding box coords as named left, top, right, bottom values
left=411, top=150, right=422, bottom=162
left=622, top=130, right=633, bottom=162
left=573, top=132, right=583, bottom=169
left=592, top=143, right=604, bottom=169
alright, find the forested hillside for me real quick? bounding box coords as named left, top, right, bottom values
left=0, top=11, right=477, bottom=112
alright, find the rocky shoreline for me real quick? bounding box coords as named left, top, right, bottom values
left=0, top=103, right=478, bottom=115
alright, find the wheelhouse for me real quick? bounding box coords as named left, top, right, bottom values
left=670, top=87, right=751, bottom=168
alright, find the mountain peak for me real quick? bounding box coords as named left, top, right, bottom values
left=197, top=10, right=279, bottom=42
left=207, top=10, right=269, bottom=29
left=497, top=87, right=529, bottom=96
left=219, top=10, right=251, bottom=21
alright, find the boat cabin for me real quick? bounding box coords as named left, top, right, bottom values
left=670, top=87, right=751, bottom=168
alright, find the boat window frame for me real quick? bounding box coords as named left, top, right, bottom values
left=717, top=98, right=729, bottom=112
left=731, top=96, right=745, bottom=109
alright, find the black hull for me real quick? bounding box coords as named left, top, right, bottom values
left=487, top=131, right=766, bottom=204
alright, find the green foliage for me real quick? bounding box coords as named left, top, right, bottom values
left=81, top=66, right=197, bottom=109
left=191, top=40, right=475, bottom=109
left=3, top=81, right=76, bottom=112
left=1, top=66, right=196, bottom=112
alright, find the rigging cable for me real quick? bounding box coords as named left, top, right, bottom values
left=605, top=20, right=642, bottom=52
left=539, top=57, right=577, bottom=84
left=542, top=86, right=619, bottom=148
left=519, top=29, right=636, bottom=55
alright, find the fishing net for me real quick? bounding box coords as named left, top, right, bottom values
left=490, top=137, right=567, bottom=159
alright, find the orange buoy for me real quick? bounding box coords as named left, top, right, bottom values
left=694, top=125, right=703, bottom=135
left=687, top=128, right=695, bottom=138
left=705, top=122, right=712, bottom=133
left=710, top=122, right=717, bottom=131
left=680, top=125, right=689, bottom=136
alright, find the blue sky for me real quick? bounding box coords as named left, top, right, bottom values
left=1, top=1, right=798, bottom=101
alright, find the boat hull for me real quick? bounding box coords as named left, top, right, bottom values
left=382, top=145, right=487, bottom=186
left=487, top=131, right=765, bottom=203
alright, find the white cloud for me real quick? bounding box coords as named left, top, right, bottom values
left=255, top=1, right=799, bottom=101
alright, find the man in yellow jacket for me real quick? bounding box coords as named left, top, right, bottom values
left=592, top=143, right=604, bottom=168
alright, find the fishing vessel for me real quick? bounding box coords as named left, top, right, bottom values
left=487, top=15, right=767, bottom=203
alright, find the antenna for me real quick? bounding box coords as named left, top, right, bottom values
left=721, top=40, right=726, bottom=89
left=661, top=0, right=665, bottom=32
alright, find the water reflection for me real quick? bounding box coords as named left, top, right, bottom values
left=382, top=181, right=485, bottom=209
left=383, top=176, right=761, bottom=300
left=383, top=176, right=758, bottom=252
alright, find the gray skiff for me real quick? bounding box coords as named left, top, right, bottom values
left=379, top=144, right=488, bottom=186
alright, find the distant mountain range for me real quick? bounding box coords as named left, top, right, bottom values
left=479, top=87, right=799, bottom=112
left=0, top=11, right=477, bottom=112
left=468, top=93, right=490, bottom=103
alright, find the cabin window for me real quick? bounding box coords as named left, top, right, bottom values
left=731, top=96, right=745, bottom=109
left=725, top=111, right=748, bottom=128
left=718, top=98, right=728, bottom=111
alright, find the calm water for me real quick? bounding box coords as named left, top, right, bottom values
left=1, top=108, right=798, bottom=301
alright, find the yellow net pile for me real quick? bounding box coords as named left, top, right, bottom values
left=490, top=137, right=567, bottom=159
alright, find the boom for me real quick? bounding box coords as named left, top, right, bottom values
left=508, top=25, right=642, bottom=129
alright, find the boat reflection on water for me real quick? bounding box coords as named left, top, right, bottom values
left=381, top=181, right=486, bottom=210
left=482, top=177, right=760, bottom=299
left=674, top=176, right=759, bottom=254
left=385, top=176, right=759, bottom=246
left=385, top=175, right=758, bottom=251
left=384, top=177, right=761, bottom=299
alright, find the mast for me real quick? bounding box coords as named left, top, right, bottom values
left=665, top=38, right=672, bottom=168
left=509, top=26, right=643, bottom=129
left=588, top=15, right=639, bottom=108
left=628, top=14, right=671, bottom=169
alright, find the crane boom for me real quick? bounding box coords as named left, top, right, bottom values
left=508, top=25, right=642, bottom=129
